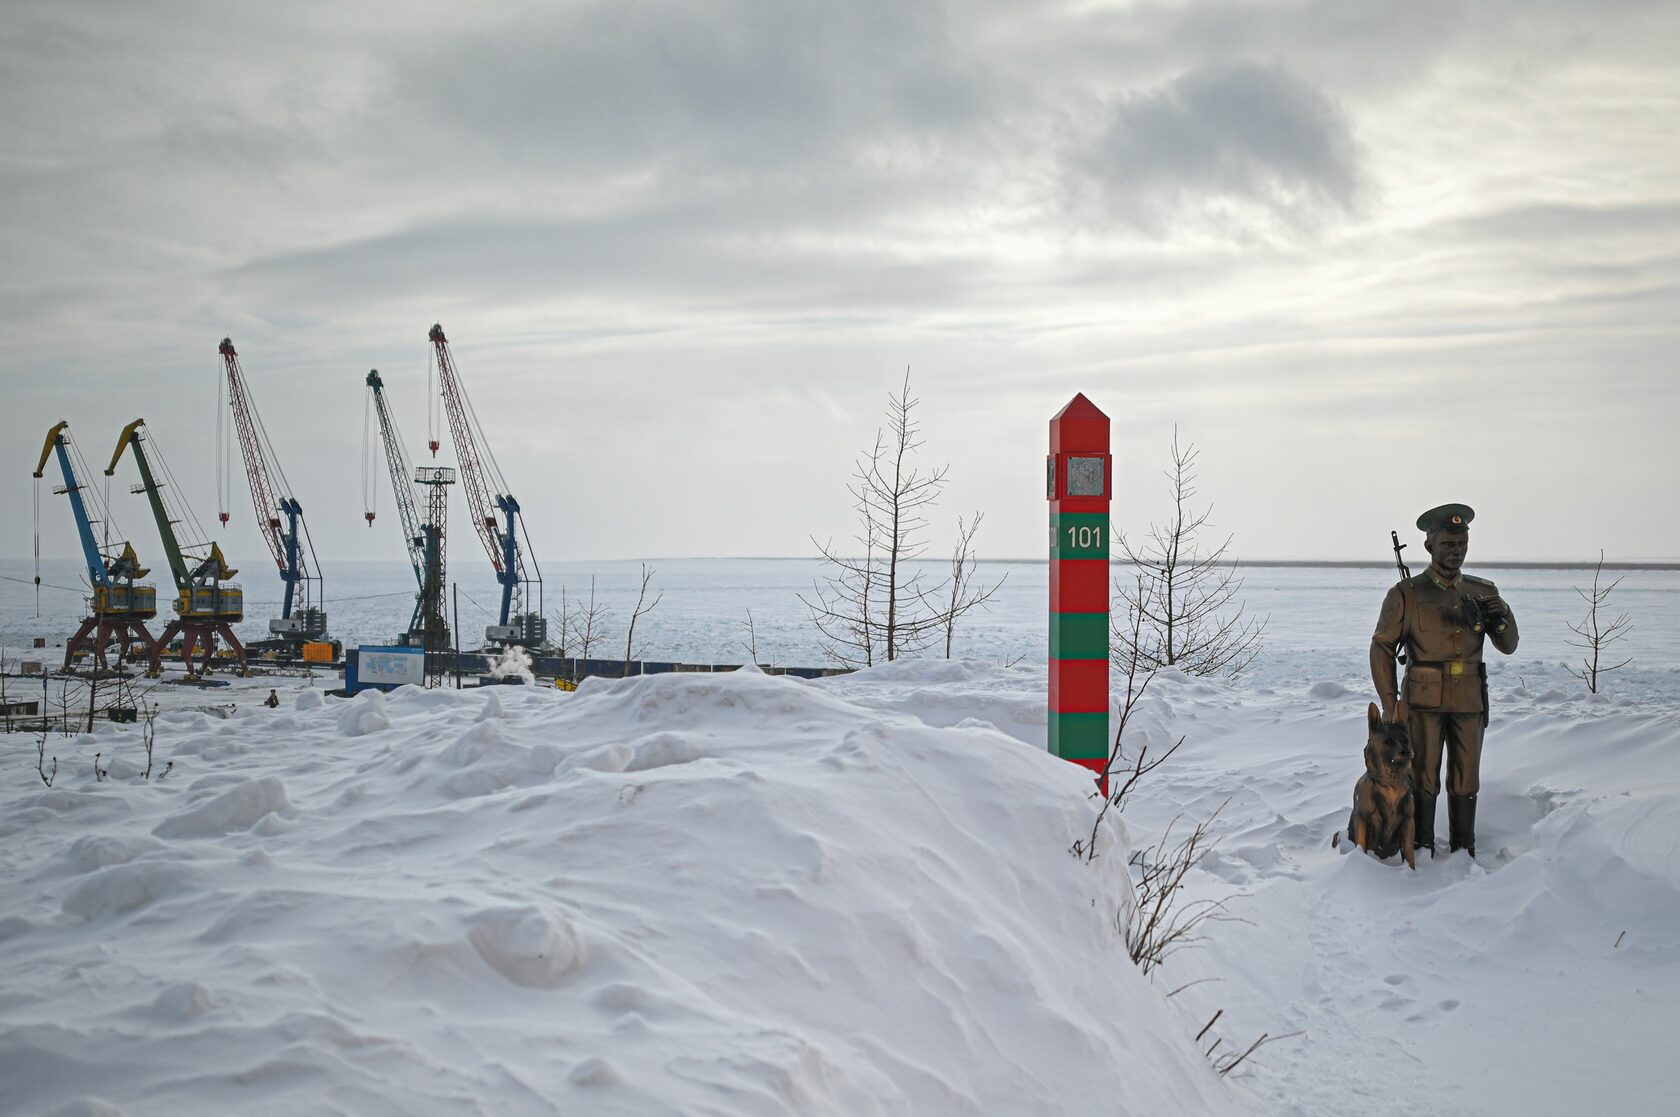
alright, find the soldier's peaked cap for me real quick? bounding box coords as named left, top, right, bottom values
left=1417, top=503, right=1475, bottom=533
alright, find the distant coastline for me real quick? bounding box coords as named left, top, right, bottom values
left=596, top=557, right=1680, bottom=571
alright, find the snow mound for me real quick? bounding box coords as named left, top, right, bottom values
left=466, top=904, right=586, bottom=987
left=337, top=689, right=392, bottom=736
left=152, top=775, right=290, bottom=838
left=0, top=665, right=1235, bottom=1116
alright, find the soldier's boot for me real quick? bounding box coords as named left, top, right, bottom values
left=1415, top=794, right=1437, bottom=857
left=1448, top=795, right=1477, bottom=858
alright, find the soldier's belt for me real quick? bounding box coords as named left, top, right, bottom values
left=1412, top=659, right=1478, bottom=677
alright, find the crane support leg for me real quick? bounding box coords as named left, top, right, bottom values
left=181, top=626, right=204, bottom=679
left=216, top=622, right=249, bottom=676
left=64, top=618, right=100, bottom=671
left=152, top=621, right=179, bottom=677
left=107, top=620, right=159, bottom=672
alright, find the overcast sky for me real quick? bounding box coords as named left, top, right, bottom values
left=6, top=0, right=1678, bottom=573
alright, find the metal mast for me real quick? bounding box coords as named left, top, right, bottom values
left=414, top=465, right=456, bottom=687
left=108, top=419, right=248, bottom=678
left=426, top=323, right=544, bottom=648
left=218, top=337, right=327, bottom=650
left=33, top=421, right=160, bottom=671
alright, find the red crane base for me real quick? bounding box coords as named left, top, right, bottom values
left=63, top=616, right=162, bottom=674
left=154, top=620, right=249, bottom=679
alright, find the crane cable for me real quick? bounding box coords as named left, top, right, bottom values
left=427, top=347, right=439, bottom=456
left=362, top=390, right=377, bottom=522
left=32, top=474, right=41, bottom=617
left=216, top=357, right=228, bottom=524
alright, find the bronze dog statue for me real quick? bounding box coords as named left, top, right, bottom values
left=1339, top=702, right=1417, bottom=869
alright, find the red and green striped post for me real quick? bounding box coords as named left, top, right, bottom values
left=1048, top=394, right=1112, bottom=793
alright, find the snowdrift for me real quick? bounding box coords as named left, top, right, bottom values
left=0, top=666, right=1234, bottom=1116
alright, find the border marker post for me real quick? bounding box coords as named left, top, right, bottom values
left=1047, top=394, right=1112, bottom=794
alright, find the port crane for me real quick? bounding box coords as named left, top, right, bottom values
left=32, top=421, right=160, bottom=671
left=426, top=323, right=545, bottom=648
left=107, top=419, right=248, bottom=678
left=364, top=368, right=448, bottom=649
left=218, top=338, right=329, bottom=654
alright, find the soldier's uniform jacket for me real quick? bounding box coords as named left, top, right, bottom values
left=1371, top=569, right=1520, bottom=715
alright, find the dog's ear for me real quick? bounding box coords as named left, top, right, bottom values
left=1368, top=702, right=1381, bottom=730
left=1393, top=700, right=1408, bottom=724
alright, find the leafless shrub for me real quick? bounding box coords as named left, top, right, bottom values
left=36, top=732, right=56, bottom=787
left=1121, top=804, right=1240, bottom=975
left=1208, top=1026, right=1303, bottom=1077
left=141, top=702, right=160, bottom=780
left=1070, top=576, right=1180, bottom=861
left=1566, top=550, right=1633, bottom=694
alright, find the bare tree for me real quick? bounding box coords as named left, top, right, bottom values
left=1566, top=551, right=1633, bottom=694
left=622, top=564, right=663, bottom=674
left=741, top=608, right=761, bottom=666
left=550, top=585, right=576, bottom=660
left=575, top=577, right=608, bottom=662
left=940, top=512, right=1005, bottom=658
left=802, top=370, right=1002, bottom=668
left=1115, top=429, right=1266, bottom=677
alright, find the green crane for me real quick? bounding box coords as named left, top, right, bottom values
left=107, top=419, right=248, bottom=678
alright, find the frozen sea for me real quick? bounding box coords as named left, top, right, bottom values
left=4, top=556, right=1677, bottom=705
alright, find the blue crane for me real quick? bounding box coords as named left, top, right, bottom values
left=32, top=421, right=160, bottom=670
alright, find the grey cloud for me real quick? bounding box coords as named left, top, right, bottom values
left=224, top=206, right=994, bottom=319
left=1072, top=62, right=1363, bottom=233
left=1437, top=201, right=1680, bottom=245
left=387, top=0, right=1001, bottom=176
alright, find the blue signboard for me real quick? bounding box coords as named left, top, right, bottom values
left=346, top=645, right=426, bottom=695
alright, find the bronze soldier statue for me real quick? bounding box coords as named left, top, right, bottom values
left=1371, top=504, right=1518, bottom=857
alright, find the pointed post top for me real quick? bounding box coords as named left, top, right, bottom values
left=1051, top=393, right=1107, bottom=424
left=1049, top=393, right=1108, bottom=454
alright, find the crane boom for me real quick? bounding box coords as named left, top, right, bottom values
left=219, top=338, right=321, bottom=627
left=108, top=419, right=194, bottom=593
left=35, top=421, right=107, bottom=588
left=366, top=369, right=427, bottom=589
left=426, top=323, right=542, bottom=641
left=427, top=324, right=506, bottom=576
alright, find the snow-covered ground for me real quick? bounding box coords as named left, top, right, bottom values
left=2, top=656, right=1674, bottom=1115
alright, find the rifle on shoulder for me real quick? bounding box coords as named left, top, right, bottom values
left=1390, top=530, right=1409, bottom=665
